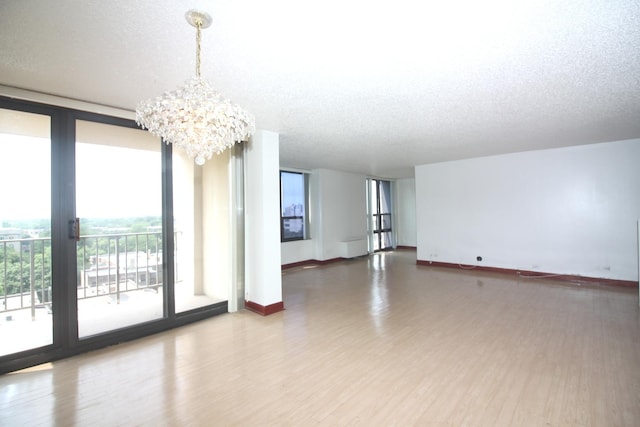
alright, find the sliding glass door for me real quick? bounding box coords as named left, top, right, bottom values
left=0, top=108, right=53, bottom=357
left=0, top=96, right=232, bottom=374
left=368, top=178, right=393, bottom=252
left=75, top=120, right=164, bottom=338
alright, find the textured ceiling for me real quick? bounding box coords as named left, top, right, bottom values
left=1, top=0, right=639, bottom=178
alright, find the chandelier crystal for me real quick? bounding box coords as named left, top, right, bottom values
left=136, top=10, right=255, bottom=165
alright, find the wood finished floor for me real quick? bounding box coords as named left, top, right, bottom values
left=1, top=250, right=639, bottom=426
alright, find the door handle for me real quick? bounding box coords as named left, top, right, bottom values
left=69, top=217, right=80, bottom=241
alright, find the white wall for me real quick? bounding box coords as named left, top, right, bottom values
left=245, top=130, right=283, bottom=306
left=202, top=149, right=231, bottom=301
left=415, top=139, right=640, bottom=281
left=394, top=178, right=417, bottom=247
left=281, top=168, right=368, bottom=263
left=314, top=169, right=368, bottom=261
left=281, top=239, right=315, bottom=265
left=172, top=152, right=198, bottom=295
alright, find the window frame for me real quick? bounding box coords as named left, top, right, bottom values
left=280, top=170, right=309, bottom=242
left=368, top=178, right=393, bottom=251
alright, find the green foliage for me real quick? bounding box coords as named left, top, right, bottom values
left=0, top=240, right=51, bottom=298
left=1, top=216, right=161, bottom=299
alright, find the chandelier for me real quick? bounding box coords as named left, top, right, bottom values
left=136, top=10, right=255, bottom=165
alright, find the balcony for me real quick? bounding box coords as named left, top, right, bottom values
left=0, top=230, right=221, bottom=357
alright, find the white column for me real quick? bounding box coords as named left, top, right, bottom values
left=244, top=130, right=283, bottom=314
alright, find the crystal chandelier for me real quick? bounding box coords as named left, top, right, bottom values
left=136, top=10, right=255, bottom=165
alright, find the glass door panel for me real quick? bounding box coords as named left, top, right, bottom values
left=75, top=120, right=164, bottom=338
left=378, top=180, right=393, bottom=250
left=0, top=109, right=53, bottom=356
left=368, top=178, right=393, bottom=252
left=368, top=179, right=379, bottom=251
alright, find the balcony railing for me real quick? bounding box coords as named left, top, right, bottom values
left=0, top=231, right=177, bottom=317
left=1, top=237, right=50, bottom=320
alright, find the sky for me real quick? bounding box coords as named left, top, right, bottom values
left=1, top=134, right=51, bottom=220
left=280, top=171, right=304, bottom=214
left=75, top=142, right=161, bottom=218
left=1, top=134, right=161, bottom=222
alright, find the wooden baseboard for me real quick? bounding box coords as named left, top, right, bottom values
left=282, top=258, right=344, bottom=270
left=245, top=300, right=285, bottom=316
left=282, top=249, right=417, bottom=270
left=416, top=260, right=638, bottom=288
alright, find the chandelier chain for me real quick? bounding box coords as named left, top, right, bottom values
left=195, top=19, right=202, bottom=78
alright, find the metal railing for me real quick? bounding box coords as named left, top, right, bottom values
left=1, top=237, right=50, bottom=320
left=0, top=231, right=178, bottom=317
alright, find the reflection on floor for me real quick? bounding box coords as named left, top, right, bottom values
left=1, top=250, right=639, bottom=426
left=0, top=285, right=222, bottom=355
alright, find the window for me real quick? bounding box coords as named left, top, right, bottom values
left=368, top=178, right=393, bottom=251
left=0, top=96, right=232, bottom=374
left=280, top=171, right=309, bottom=241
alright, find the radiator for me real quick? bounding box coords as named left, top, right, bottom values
left=341, top=239, right=367, bottom=258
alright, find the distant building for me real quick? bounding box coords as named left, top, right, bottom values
left=80, top=251, right=162, bottom=289
left=0, top=228, right=22, bottom=252
left=283, top=203, right=304, bottom=217
left=24, top=229, right=44, bottom=238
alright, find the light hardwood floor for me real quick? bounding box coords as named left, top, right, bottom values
left=1, top=250, right=639, bottom=426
